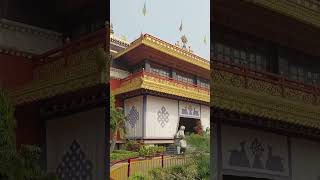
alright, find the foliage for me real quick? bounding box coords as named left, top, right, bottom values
left=128, top=173, right=147, bottom=180
left=149, top=161, right=198, bottom=180
left=185, top=131, right=210, bottom=154
left=138, top=145, right=166, bottom=157
left=185, top=131, right=210, bottom=180
left=95, top=47, right=108, bottom=72
left=0, top=89, right=57, bottom=180
left=110, top=150, right=139, bottom=161
left=125, top=140, right=143, bottom=152
left=110, top=93, right=127, bottom=153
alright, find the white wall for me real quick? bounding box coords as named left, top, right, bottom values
left=221, top=125, right=289, bottom=179
left=124, top=96, right=143, bottom=138
left=201, top=105, right=210, bottom=131
left=145, top=96, right=179, bottom=139
left=46, top=108, right=105, bottom=180
left=291, top=138, right=320, bottom=180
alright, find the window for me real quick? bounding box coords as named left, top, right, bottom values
left=198, top=79, right=210, bottom=89
left=214, top=42, right=270, bottom=71
left=150, top=64, right=170, bottom=77
left=176, top=71, right=194, bottom=85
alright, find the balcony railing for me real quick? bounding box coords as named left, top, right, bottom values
left=288, top=0, right=320, bottom=12
left=114, top=70, right=210, bottom=103
left=212, top=58, right=320, bottom=105
left=211, top=57, right=320, bottom=129
left=11, top=28, right=108, bottom=104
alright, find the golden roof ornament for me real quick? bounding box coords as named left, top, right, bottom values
left=110, top=23, right=114, bottom=35
left=181, top=35, right=188, bottom=49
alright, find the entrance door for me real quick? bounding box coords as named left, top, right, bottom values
left=178, top=117, right=202, bottom=134
left=223, top=175, right=273, bottom=180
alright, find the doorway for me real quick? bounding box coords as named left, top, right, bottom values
left=178, top=117, right=202, bottom=134
left=224, top=175, right=273, bottom=180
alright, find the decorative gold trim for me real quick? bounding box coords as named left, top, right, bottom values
left=0, top=18, right=62, bottom=40
left=10, top=46, right=109, bottom=105
left=113, top=73, right=210, bottom=103
left=114, top=34, right=210, bottom=70
left=246, top=0, right=320, bottom=28
left=211, top=69, right=320, bottom=129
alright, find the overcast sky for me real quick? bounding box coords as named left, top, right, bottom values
left=111, top=0, right=210, bottom=60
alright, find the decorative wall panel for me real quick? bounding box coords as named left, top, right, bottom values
left=221, top=125, right=289, bottom=179
left=179, top=101, right=201, bottom=119
left=124, top=96, right=143, bottom=138
left=145, top=96, right=179, bottom=139
left=46, top=108, right=105, bottom=179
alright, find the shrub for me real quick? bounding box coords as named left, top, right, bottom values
left=128, top=173, right=147, bottom=180
left=149, top=162, right=198, bottom=180
left=186, top=133, right=210, bottom=154
left=185, top=133, right=210, bottom=179
left=138, top=145, right=166, bottom=157
left=125, top=140, right=143, bottom=152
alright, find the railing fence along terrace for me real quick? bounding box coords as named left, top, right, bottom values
left=288, top=0, right=320, bottom=11
left=11, top=27, right=109, bottom=104
left=119, top=69, right=210, bottom=93
left=211, top=58, right=320, bottom=105
left=110, top=155, right=189, bottom=180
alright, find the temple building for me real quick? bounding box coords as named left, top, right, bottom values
left=110, top=27, right=210, bottom=146
left=211, top=1, right=320, bottom=180
left=0, top=0, right=108, bottom=179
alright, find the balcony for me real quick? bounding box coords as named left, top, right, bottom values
left=113, top=70, right=210, bottom=103
left=11, top=28, right=109, bottom=105
left=245, top=0, right=320, bottom=28
left=211, top=58, right=320, bottom=129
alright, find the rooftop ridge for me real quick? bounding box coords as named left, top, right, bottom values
left=142, top=33, right=209, bottom=63
left=114, top=33, right=210, bottom=70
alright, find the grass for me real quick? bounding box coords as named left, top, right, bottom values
left=110, top=150, right=139, bottom=162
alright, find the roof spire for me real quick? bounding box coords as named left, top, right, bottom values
left=142, top=1, right=147, bottom=16
left=179, top=19, right=183, bottom=32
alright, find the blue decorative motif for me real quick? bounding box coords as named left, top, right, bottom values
left=56, top=140, right=93, bottom=180
left=157, top=106, right=169, bottom=127
left=128, top=106, right=139, bottom=128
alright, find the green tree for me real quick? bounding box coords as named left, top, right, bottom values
left=0, top=89, right=57, bottom=180
left=110, top=93, right=127, bottom=153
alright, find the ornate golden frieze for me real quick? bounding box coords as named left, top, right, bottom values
left=0, top=19, right=62, bottom=40
left=114, top=34, right=210, bottom=70
left=211, top=68, right=320, bottom=129
left=246, top=0, right=320, bottom=28
left=113, top=72, right=210, bottom=103
left=10, top=46, right=109, bottom=105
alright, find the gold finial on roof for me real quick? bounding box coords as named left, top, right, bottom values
left=181, top=35, right=188, bottom=49
left=110, top=23, right=114, bottom=35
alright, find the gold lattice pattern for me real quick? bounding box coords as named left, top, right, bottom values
left=10, top=46, right=109, bottom=105
left=211, top=69, right=320, bottom=129
left=113, top=73, right=210, bottom=103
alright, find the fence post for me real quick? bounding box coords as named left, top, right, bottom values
left=127, top=158, right=131, bottom=177
left=161, top=155, right=164, bottom=168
